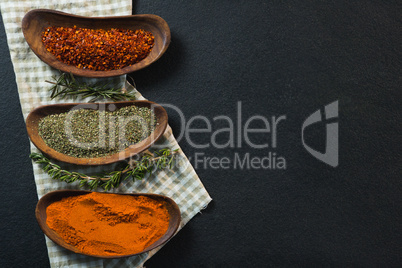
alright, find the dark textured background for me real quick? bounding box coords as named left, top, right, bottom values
left=0, top=1, right=401, bottom=267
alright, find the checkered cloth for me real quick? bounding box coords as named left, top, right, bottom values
left=0, top=1, right=212, bottom=267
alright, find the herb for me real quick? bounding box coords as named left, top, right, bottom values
left=38, top=106, right=156, bottom=158
left=46, top=72, right=136, bottom=102
left=30, top=149, right=178, bottom=191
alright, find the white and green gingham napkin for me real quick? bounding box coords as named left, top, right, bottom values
left=0, top=0, right=212, bottom=267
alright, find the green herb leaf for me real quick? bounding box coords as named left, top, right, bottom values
left=45, top=72, right=136, bottom=102
left=29, top=148, right=178, bottom=191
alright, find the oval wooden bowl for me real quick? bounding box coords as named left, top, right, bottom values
left=36, top=190, right=181, bottom=258
left=22, top=9, right=171, bottom=77
left=26, top=101, right=168, bottom=165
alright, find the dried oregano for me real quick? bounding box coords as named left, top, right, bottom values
left=38, top=105, right=157, bottom=158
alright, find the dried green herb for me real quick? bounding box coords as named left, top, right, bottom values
left=46, top=72, right=136, bottom=102
left=30, top=149, right=178, bottom=190
left=38, top=106, right=156, bottom=158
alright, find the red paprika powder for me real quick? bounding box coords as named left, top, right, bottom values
left=46, top=192, right=170, bottom=256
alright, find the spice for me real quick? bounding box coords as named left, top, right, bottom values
left=38, top=106, right=156, bottom=158
left=42, top=26, right=154, bottom=71
left=46, top=192, right=170, bottom=256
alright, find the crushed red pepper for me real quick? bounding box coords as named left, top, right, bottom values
left=42, top=26, right=154, bottom=71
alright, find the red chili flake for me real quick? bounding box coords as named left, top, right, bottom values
left=42, top=26, right=155, bottom=71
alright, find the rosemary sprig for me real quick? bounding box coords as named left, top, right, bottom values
left=45, top=72, right=136, bottom=102
left=30, top=148, right=178, bottom=191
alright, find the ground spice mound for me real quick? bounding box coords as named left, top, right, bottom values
left=42, top=26, right=154, bottom=71
left=38, top=105, right=157, bottom=158
left=46, top=192, right=170, bottom=256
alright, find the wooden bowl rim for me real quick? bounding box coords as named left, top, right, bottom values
left=22, top=9, right=171, bottom=77
left=26, top=100, right=168, bottom=165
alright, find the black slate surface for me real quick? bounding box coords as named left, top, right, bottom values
left=0, top=1, right=401, bottom=267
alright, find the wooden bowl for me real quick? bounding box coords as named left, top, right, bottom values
left=22, top=9, right=170, bottom=77
left=36, top=190, right=181, bottom=258
left=26, top=100, right=168, bottom=165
